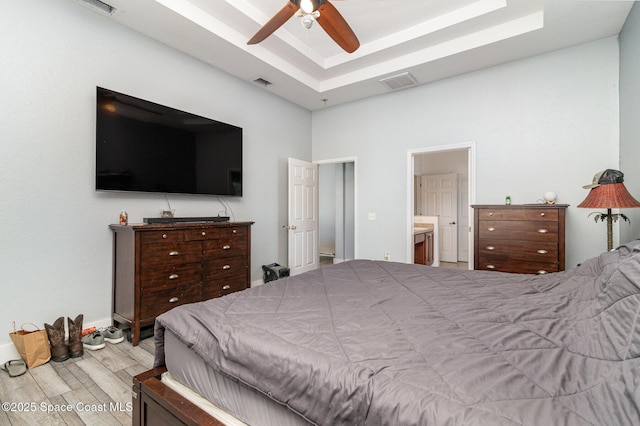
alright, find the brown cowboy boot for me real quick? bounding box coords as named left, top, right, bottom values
left=67, top=314, right=84, bottom=358
left=44, top=317, right=70, bottom=362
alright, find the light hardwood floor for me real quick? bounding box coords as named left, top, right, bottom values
left=0, top=337, right=155, bottom=425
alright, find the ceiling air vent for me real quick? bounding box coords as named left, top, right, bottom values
left=253, top=78, right=272, bottom=87
left=79, top=0, right=115, bottom=14
left=380, top=72, right=418, bottom=91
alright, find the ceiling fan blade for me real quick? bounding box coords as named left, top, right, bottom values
left=248, top=2, right=300, bottom=45
left=316, top=1, right=359, bottom=53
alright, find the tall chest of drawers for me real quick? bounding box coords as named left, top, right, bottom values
left=110, top=221, right=253, bottom=345
left=472, top=205, right=568, bottom=274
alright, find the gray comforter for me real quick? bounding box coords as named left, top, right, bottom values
left=155, top=240, right=640, bottom=425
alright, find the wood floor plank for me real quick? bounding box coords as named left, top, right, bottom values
left=1, top=337, right=154, bottom=425
left=3, top=397, right=66, bottom=426
left=47, top=394, right=85, bottom=426
left=50, top=362, right=84, bottom=391
left=111, top=340, right=154, bottom=369
left=76, top=358, right=131, bottom=406
left=0, top=409, right=9, bottom=424
left=87, top=344, right=137, bottom=373
left=61, top=388, right=121, bottom=426
left=0, top=369, right=46, bottom=402
left=29, top=362, right=72, bottom=398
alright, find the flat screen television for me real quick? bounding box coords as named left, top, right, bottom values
left=95, top=87, right=242, bottom=196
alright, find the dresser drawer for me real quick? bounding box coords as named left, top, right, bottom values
left=203, top=238, right=248, bottom=259
left=140, top=241, right=202, bottom=267
left=477, top=208, right=558, bottom=222
left=139, top=230, right=183, bottom=244
left=203, top=256, right=248, bottom=281
left=476, top=258, right=560, bottom=274
left=184, top=227, right=221, bottom=241
left=478, top=220, right=558, bottom=241
left=140, top=283, right=202, bottom=320
left=140, top=263, right=202, bottom=293
left=202, top=276, right=247, bottom=300
left=184, top=226, right=248, bottom=241
left=477, top=239, right=558, bottom=263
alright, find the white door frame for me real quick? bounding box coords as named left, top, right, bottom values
left=315, top=157, right=358, bottom=260
left=407, top=142, right=476, bottom=268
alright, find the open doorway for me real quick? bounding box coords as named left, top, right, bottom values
left=407, top=143, right=475, bottom=269
left=318, top=159, right=356, bottom=267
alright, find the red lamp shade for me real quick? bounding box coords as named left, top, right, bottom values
left=577, top=183, right=640, bottom=209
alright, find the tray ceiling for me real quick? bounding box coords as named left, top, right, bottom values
left=71, top=0, right=634, bottom=110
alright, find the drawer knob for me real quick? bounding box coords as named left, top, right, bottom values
left=223, top=245, right=231, bottom=250
left=222, top=285, right=231, bottom=290
left=162, top=234, right=168, bottom=239
left=232, top=229, right=237, bottom=234
left=223, top=265, right=231, bottom=270
left=201, top=231, right=206, bottom=236
left=169, top=251, right=179, bottom=256
left=487, top=227, right=496, bottom=232
left=169, top=297, right=179, bottom=303
left=486, top=246, right=495, bottom=251
left=488, top=212, right=493, bottom=216
left=538, top=229, right=549, bottom=234
left=486, top=264, right=496, bottom=269
left=537, top=270, right=548, bottom=275
left=169, top=274, right=179, bottom=280
left=537, top=249, right=549, bottom=254
left=540, top=212, right=546, bottom=217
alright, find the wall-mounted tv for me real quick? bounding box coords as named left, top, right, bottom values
left=96, top=87, right=242, bottom=196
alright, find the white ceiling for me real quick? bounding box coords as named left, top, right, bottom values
left=72, top=0, right=634, bottom=111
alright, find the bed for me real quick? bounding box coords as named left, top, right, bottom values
left=133, top=239, right=640, bottom=425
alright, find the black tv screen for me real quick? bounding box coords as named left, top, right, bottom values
left=95, top=87, right=242, bottom=196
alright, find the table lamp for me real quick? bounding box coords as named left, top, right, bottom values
left=578, top=169, right=640, bottom=251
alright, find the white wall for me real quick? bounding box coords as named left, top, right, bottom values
left=312, top=37, right=621, bottom=267
left=620, top=3, right=640, bottom=244
left=0, top=0, right=311, bottom=359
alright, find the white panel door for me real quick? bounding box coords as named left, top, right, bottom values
left=288, top=158, right=318, bottom=276
left=423, top=173, right=458, bottom=263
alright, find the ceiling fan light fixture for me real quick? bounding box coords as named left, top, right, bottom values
left=301, top=14, right=315, bottom=29
left=300, top=0, right=315, bottom=14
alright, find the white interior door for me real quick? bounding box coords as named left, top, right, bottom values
left=288, top=158, right=319, bottom=276
left=423, top=173, right=458, bottom=263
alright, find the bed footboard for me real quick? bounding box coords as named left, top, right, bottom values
left=133, top=366, right=225, bottom=426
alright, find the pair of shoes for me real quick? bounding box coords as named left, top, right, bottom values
left=1, top=359, right=27, bottom=377
left=82, top=330, right=105, bottom=351
left=44, top=314, right=84, bottom=362
left=82, top=326, right=125, bottom=351
left=100, top=326, right=125, bottom=344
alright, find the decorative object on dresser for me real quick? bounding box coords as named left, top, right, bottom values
left=109, top=221, right=253, bottom=345
left=578, top=169, right=640, bottom=251
left=473, top=204, right=568, bottom=274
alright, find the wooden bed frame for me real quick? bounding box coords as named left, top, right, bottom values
left=133, top=366, right=225, bottom=426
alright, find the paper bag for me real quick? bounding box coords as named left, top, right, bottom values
left=9, top=322, right=51, bottom=368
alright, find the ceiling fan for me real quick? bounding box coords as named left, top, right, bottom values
left=247, top=0, right=360, bottom=53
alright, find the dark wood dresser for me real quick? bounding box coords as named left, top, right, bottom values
left=472, top=204, right=567, bottom=274
left=109, top=221, right=253, bottom=345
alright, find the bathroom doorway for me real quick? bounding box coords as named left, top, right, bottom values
left=408, top=143, right=475, bottom=269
